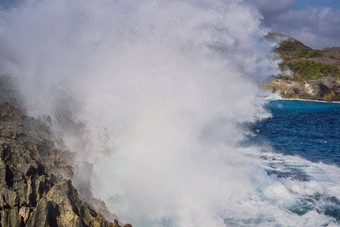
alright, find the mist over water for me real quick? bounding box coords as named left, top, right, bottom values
left=1, top=0, right=339, bottom=226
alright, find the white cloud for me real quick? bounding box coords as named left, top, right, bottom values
left=275, top=7, right=340, bottom=48
left=251, top=0, right=340, bottom=48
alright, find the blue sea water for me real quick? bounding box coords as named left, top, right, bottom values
left=241, top=99, right=340, bottom=224
left=250, top=99, right=340, bottom=166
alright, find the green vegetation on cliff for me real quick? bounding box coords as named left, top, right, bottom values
left=277, top=40, right=311, bottom=52
left=272, top=35, right=340, bottom=81
left=286, top=60, right=340, bottom=81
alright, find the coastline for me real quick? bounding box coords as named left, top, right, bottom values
left=260, top=77, right=340, bottom=102
left=263, top=94, right=340, bottom=104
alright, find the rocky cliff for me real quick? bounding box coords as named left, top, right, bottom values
left=0, top=102, right=131, bottom=227
left=262, top=33, right=340, bottom=100
left=260, top=77, right=340, bottom=101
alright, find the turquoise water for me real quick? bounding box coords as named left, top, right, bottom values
left=249, top=99, right=340, bottom=166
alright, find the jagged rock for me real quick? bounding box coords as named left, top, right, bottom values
left=0, top=102, right=131, bottom=227
left=73, top=162, right=120, bottom=223
left=27, top=180, right=117, bottom=227
left=19, top=206, right=31, bottom=223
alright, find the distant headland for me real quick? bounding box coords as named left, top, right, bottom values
left=261, top=33, right=340, bottom=102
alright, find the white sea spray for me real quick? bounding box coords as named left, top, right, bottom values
left=0, top=1, right=339, bottom=226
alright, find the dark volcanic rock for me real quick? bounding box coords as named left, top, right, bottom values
left=0, top=102, right=129, bottom=227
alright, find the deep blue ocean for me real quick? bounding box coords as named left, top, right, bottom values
left=242, top=100, right=340, bottom=223
left=250, top=99, right=340, bottom=167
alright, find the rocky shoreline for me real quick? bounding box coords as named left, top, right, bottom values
left=0, top=102, right=131, bottom=227
left=262, top=33, right=340, bottom=102
left=261, top=77, right=340, bottom=102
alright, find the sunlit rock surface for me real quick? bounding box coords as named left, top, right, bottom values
left=0, top=102, right=131, bottom=227
left=261, top=77, right=340, bottom=101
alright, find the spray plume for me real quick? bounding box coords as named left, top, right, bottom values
left=2, top=0, right=338, bottom=226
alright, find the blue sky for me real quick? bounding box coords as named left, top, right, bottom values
left=294, top=0, right=340, bottom=10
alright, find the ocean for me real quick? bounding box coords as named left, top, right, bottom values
left=243, top=99, right=340, bottom=224
left=250, top=99, right=340, bottom=166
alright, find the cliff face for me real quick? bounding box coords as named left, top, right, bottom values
left=262, top=33, right=340, bottom=100
left=0, top=102, right=130, bottom=227
left=261, top=77, right=340, bottom=101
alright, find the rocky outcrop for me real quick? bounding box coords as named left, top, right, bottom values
left=261, top=77, right=340, bottom=101
left=262, top=33, right=340, bottom=101
left=0, top=102, right=130, bottom=227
